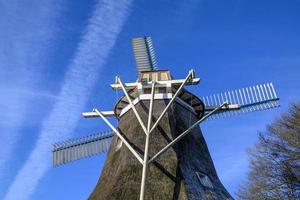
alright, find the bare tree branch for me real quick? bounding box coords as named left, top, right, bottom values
left=237, top=102, right=300, bottom=200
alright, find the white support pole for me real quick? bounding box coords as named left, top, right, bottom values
left=148, top=102, right=227, bottom=164
left=110, top=78, right=200, bottom=90
left=147, top=82, right=156, bottom=132
left=118, top=77, right=148, bottom=135
left=148, top=70, right=193, bottom=134
left=140, top=82, right=155, bottom=200
left=204, top=104, right=240, bottom=112
left=93, top=109, right=144, bottom=164
left=82, top=110, right=115, bottom=118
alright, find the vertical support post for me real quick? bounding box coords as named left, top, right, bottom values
left=140, top=82, right=155, bottom=200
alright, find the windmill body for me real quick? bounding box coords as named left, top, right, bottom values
left=89, top=92, right=232, bottom=199
left=52, top=37, right=280, bottom=200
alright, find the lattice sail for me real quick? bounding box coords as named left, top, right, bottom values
left=202, top=83, right=279, bottom=119
left=52, top=131, right=115, bottom=167
left=132, top=37, right=158, bottom=74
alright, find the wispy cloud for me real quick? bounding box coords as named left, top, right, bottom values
left=4, top=0, right=132, bottom=199
left=0, top=0, right=63, bottom=187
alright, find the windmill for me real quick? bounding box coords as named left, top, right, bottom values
left=52, top=37, right=279, bottom=200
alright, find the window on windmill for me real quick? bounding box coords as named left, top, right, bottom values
left=151, top=72, right=158, bottom=81
left=160, top=72, right=169, bottom=81
left=141, top=73, right=150, bottom=82
left=144, top=88, right=151, bottom=94
left=115, top=138, right=122, bottom=151
left=144, top=87, right=166, bottom=94
left=159, top=87, right=167, bottom=93
left=196, top=171, right=214, bottom=189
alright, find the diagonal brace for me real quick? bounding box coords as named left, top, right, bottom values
left=93, top=109, right=144, bottom=164
left=148, top=70, right=194, bottom=135
left=148, top=102, right=228, bottom=164
left=118, top=77, right=148, bottom=135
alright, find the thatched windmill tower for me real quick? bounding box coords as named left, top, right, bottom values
left=52, top=37, right=279, bottom=200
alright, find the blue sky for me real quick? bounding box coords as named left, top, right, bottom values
left=0, top=0, right=299, bottom=199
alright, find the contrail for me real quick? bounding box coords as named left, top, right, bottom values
left=4, top=0, right=132, bottom=199
left=0, top=0, right=63, bottom=191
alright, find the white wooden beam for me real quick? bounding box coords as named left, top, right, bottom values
left=148, top=70, right=194, bottom=135
left=93, top=109, right=143, bottom=164
left=204, top=104, right=240, bottom=111
left=140, top=81, right=155, bottom=200
left=148, top=102, right=228, bottom=164
left=110, top=78, right=200, bottom=90
left=118, top=77, right=148, bottom=136
left=82, top=111, right=115, bottom=118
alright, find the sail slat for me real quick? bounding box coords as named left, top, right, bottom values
left=132, top=37, right=158, bottom=74
left=202, top=83, right=280, bottom=120
left=52, top=131, right=115, bottom=166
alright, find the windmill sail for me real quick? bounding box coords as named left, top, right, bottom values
left=202, top=83, right=279, bottom=119
left=52, top=131, right=115, bottom=167
left=51, top=35, right=281, bottom=199
left=132, top=37, right=158, bottom=74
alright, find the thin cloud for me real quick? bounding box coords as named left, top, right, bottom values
left=0, top=0, right=63, bottom=187
left=4, top=0, right=132, bottom=199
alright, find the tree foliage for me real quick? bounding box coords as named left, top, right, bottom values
left=237, top=103, right=300, bottom=200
